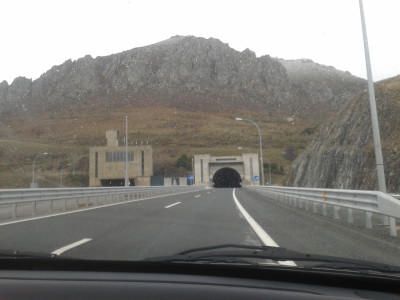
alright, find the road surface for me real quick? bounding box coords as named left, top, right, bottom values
left=0, top=188, right=399, bottom=267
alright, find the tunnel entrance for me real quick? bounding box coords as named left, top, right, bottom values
left=100, top=178, right=135, bottom=187
left=212, top=168, right=242, bottom=188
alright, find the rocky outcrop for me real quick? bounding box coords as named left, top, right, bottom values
left=288, top=76, right=400, bottom=192
left=0, top=36, right=365, bottom=118
left=278, top=59, right=366, bottom=111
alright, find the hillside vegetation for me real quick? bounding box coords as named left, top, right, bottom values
left=0, top=106, right=315, bottom=188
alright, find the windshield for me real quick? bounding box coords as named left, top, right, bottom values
left=1, top=0, right=400, bottom=273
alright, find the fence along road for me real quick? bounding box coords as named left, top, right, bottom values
left=247, top=186, right=400, bottom=237
left=0, top=186, right=204, bottom=223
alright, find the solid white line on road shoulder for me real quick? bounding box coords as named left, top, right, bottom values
left=165, top=202, right=181, bottom=209
left=232, top=189, right=296, bottom=267
left=51, top=238, right=92, bottom=256
left=195, top=195, right=201, bottom=198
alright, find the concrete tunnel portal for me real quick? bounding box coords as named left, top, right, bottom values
left=194, top=154, right=260, bottom=187
left=212, top=167, right=242, bottom=188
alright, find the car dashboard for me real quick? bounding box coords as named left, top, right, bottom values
left=0, top=259, right=399, bottom=299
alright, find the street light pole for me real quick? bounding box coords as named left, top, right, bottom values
left=31, top=152, right=48, bottom=188
left=235, top=118, right=265, bottom=185
left=359, top=0, right=394, bottom=233
left=359, top=0, right=387, bottom=193
left=125, top=116, right=129, bottom=187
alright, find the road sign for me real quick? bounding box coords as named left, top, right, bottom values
left=253, top=175, right=259, bottom=181
left=188, top=174, right=194, bottom=181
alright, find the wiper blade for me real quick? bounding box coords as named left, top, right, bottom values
left=143, top=244, right=400, bottom=274
left=304, top=262, right=400, bottom=275
left=0, top=249, right=57, bottom=259
left=177, top=244, right=272, bottom=255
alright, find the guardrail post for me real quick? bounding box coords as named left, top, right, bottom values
left=347, top=208, right=353, bottom=224
left=63, top=199, right=67, bottom=211
left=12, top=203, right=17, bottom=219
left=313, top=202, right=317, bottom=213
left=86, top=197, right=89, bottom=207
left=75, top=198, right=78, bottom=210
left=95, top=196, right=98, bottom=206
left=49, top=200, right=53, bottom=214
left=305, top=201, right=309, bottom=211
left=333, top=206, right=340, bottom=220
left=322, top=204, right=327, bottom=216
left=389, top=217, right=397, bottom=237
left=32, top=201, right=37, bottom=216
left=365, top=212, right=373, bottom=229
left=298, top=200, right=303, bottom=209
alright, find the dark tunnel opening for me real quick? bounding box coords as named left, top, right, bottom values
left=212, top=167, right=242, bottom=188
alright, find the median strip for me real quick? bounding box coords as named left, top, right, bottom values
left=165, top=202, right=181, bottom=209
left=51, top=238, right=92, bottom=256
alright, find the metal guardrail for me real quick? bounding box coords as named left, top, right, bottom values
left=247, top=186, right=400, bottom=237
left=391, top=194, right=400, bottom=200
left=0, top=186, right=203, bottom=221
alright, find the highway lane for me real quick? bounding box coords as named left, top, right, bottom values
left=0, top=187, right=399, bottom=267
left=236, top=188, right=400, bottom=266
left=0, top=189, right=262, bottom=260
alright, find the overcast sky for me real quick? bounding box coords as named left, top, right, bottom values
left=1, top=0, right=399, bottom=83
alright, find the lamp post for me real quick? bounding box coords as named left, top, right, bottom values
left=125, top=116, right=129, bottom=187
left=31, top=152, right=48, bottom=188
left=359, top=0, right=386, bottom=194
left=235, top=118, right=264, bottom=185
left=60, top=163, right=71, bottom=188
left=359, top=0, right=393, bottom=232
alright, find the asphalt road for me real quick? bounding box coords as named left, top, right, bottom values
left=0, top=188, right=399, bottom=267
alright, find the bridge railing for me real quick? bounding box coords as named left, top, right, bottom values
left=0, top=186, right=203, bottom=222
left=246, top=186, right=400, bottom=237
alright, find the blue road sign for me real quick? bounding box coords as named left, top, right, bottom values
left=253, top=175, right=259, bottom=181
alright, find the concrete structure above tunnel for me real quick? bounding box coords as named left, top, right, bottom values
left=193, top=154, right=260, bottom=187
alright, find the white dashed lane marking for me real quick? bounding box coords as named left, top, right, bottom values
left=51, top=238, right=92, bottom=256
left=165, top=202, right=181, bottom=209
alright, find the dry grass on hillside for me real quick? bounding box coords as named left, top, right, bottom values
left=0, top=105, right=316, bottom=188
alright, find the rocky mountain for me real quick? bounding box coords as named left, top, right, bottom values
left=278, top=59, right=366, bottom=111
left=0, top=35, right=365, bottom=118
left=288, top=76, right=400, bottom=192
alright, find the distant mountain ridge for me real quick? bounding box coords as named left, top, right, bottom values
left=278, top=58, right=366, bottom=111
left=0, top=35, right=365, bottom=118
